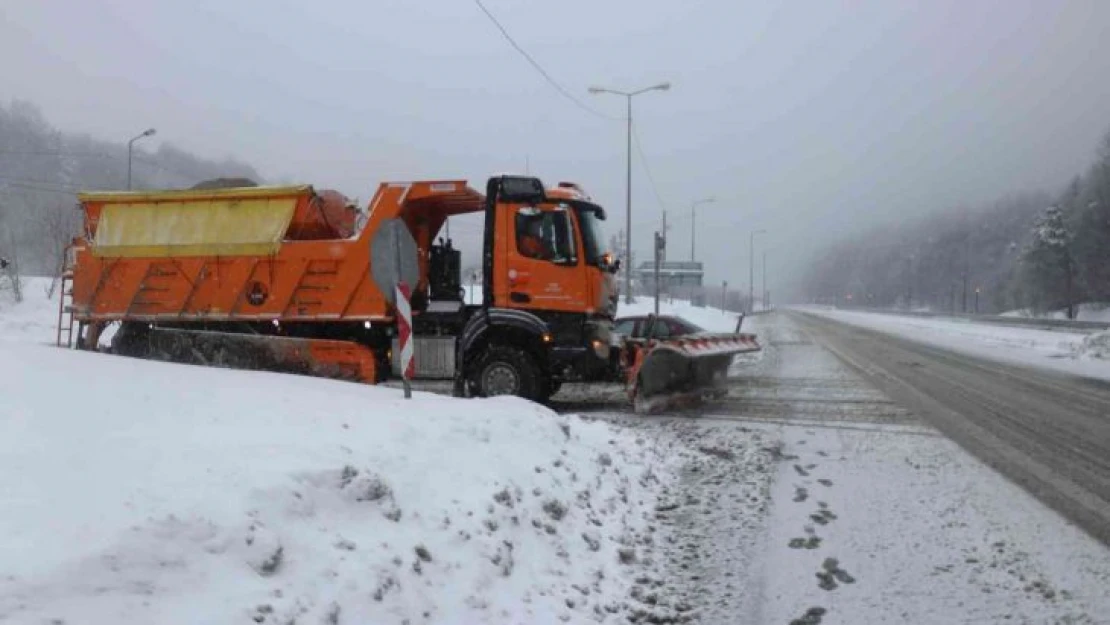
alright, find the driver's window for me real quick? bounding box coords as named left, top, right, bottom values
left=515, top=208, right=576, bottom=264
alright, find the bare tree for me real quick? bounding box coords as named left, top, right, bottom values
left=0, top=226, right=23, bottom=303
left=35, top=203, right=82, bottom=297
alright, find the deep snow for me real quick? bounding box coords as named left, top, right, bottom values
left=0, top=280, right=678, bottom=624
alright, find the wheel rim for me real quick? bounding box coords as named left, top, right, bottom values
left=482, top=363, right=520, bottom=396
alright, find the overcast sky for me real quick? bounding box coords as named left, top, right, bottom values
left=3, top=0, right=1109, bottom=299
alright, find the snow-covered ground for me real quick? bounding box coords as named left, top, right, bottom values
left=0, top=279, right=680, bottom=624
left=9, top=278, right=1110, bottom=623
left=1001, top=302, right=1110, bottom=322
left=802, top=307, right=1110, bottom=381
left=738, top=314, right=1110, bottom=624
left=0, top=277, right=62, bottom=345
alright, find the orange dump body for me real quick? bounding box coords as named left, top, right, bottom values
left=70, top=181, right=484, bottom=324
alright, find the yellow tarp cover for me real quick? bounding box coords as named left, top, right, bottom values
left=92, top=194, right=299, bottom=258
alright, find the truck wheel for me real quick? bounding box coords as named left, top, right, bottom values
left=475, top=345, right=540, bottom=400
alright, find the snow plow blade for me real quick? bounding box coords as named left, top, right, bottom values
left=627, top=333, right=761, bottom=413
left=111, top=324, right=378, bottom=383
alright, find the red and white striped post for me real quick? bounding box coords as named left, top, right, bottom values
left=395, top=281, right=414, bottom=398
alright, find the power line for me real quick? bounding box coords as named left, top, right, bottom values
left=472, top=0, right=617, bottom=121
left=631, top=123, right=667, bottom=218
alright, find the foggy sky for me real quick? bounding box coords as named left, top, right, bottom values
left=3, top=0, right=1109, bottom=300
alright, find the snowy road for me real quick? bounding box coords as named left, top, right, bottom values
left=565, top=312, right=1110, bottom=624
left=792, top=311, right=1110, bottom=547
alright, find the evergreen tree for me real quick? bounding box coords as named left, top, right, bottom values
left=1020, top=205, right=1076, bottom=317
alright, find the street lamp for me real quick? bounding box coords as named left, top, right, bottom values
left=689, top=197, right=715, bottom=261
left=127, top=128, right=156, bottom=190
left=588, top=82, right=671, bottom=304
left=749, top=229, right=766, bottom=313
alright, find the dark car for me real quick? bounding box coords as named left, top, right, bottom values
left=612, top=314, right=706, bottom=340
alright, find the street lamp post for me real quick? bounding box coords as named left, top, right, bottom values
left=588, top=82, right=671, bottom=304
left=127, top=128, right=157, bottom=190
left=762, top=250, right=768, bottom=310
left=749, top=229, right=766, bottom=313
left=689, top=197, right=715, bottom=261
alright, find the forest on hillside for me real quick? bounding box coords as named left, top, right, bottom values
left=0, top=100, right=260, bottom=277
left=804, top=129, right=1110, bottom=317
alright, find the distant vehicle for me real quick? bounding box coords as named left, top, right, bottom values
left=613, top=314, right=706, bottom=340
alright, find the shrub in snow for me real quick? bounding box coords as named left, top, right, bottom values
left=1074, top=330, right=1110, bottom=360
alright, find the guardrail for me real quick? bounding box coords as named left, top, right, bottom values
left=826, top=307, right=1110, bottom=333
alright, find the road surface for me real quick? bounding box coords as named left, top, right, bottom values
left=566, top=312, right=1110, bottom=623
left=791, top=310, right=1110, bottom=547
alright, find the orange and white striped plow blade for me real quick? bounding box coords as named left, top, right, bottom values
left=627, top=333, right=761, bottom=413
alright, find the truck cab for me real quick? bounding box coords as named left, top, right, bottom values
left=450, top=176, right=620, bottom=400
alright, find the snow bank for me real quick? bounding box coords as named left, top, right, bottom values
left=804, top=308, right=1110, bottom=381
left=1001, top=303, right=1110, bottom=323
left=1073, top=330, right=1110, bottom=361
left=1, top=283, right=673, bottom=624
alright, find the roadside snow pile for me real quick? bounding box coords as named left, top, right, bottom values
left=804, top=308, right=1110, bottom=381
left=0, top=342, right=674, bottom=624
left=1073, top=330, right=1110, bottom=360
left=1001, top=303, right=1110, bottom=322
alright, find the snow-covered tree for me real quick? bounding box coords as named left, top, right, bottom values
left=1020, top=205, right=1076, bottom=317
left=1072, top=131, right=1110, bottom=301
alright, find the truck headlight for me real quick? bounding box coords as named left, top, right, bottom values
left=591, top=338, right=608, bottom=359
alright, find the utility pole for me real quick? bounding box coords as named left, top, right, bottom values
left=905, top=255, right=914, bottom=310
left=762, top=250, right=767, bottom=312
left=749, top=229, right=765, bottom=313
left=689, top=197, right=715, bottom=261
left=588, top=82, right=671, bottom=304
left=661, top=210, right=668, bottom=263
left=975, top=287, right=980, bottom=315
left=653, top=230, right=665, bottom=316
left=962, top=235, right=971, bottom=313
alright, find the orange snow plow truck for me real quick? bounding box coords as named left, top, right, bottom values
left=61, top=175, right=759, bottom=406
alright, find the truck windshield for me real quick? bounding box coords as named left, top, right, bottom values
left=575, top=206, right=606, bottom=266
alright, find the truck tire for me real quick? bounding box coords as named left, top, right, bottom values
left=474, top=345, right=541, bottom=400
